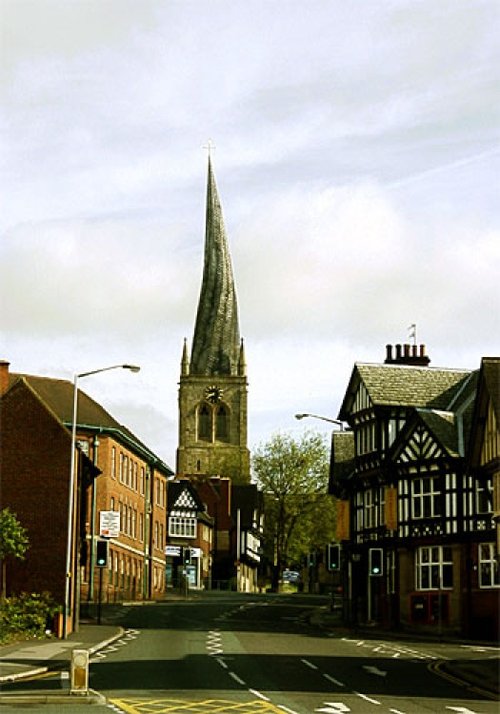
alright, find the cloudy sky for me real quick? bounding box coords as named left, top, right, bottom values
left=2, top=0, right=499, bottom=470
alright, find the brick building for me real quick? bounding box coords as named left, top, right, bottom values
left=0, top=360, right=173, bottom=634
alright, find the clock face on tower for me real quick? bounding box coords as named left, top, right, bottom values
left=204, top=385, right=224, bottom=404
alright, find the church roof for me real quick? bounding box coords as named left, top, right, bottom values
left=190, top=156, right=241, bottom=376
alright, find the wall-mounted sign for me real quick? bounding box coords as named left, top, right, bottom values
left=165, top=545, right=181, bottom=557
left=385, top=487, right=398, bottom=531
left=99, top=510, right=120, bottom=539
left=336, top=500, right=350, bottom=541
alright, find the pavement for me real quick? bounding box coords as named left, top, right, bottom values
left=0, top=623, right=123, bottom=704
left=0, top=609, right=498, bottom=705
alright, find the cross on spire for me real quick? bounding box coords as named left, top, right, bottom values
left=203, top=138, right=216, bottom=158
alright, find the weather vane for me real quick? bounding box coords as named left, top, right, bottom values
left=408, top=323, right=417, bottom=345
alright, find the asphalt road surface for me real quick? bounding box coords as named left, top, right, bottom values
left=4, top=593, right=500, bottom=713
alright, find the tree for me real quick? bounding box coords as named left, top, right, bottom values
left=0, top=508, right=29, bottom=599
left=252, top=431, right=336, bottom=590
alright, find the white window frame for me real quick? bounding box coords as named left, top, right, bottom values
left=415, top=545, right=453, bottom=590
left=479, top=543, right=500, bottom=588
left=411, top=476, right=441, bottom=519
left=168, top=515, right=196, bottom=538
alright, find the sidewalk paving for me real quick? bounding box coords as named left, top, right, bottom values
left=0, top=623, right=123, bottom=704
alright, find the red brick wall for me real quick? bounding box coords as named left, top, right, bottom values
left=1, top=381, right=72, bottom=604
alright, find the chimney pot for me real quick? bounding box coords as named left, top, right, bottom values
left=395, top=344, right=402, bottom=359
left=404, top=343, right=410, bottom=357
left=385, top=344, right=393, bottom=362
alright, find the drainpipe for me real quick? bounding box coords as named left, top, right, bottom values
left=143, top=465, right=152, bottom=600
left=88, top=433, right=100, bottom=602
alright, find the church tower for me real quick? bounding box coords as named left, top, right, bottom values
left=176, top=156, right=250, bottom=483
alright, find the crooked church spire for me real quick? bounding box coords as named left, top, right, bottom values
left=190, top=156, right=240, bottom=375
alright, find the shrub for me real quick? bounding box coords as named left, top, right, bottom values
left=0, top=592, right=60, bottom=643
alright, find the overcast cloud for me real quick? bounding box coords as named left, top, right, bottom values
left=1, top=0, right=499, bottom=468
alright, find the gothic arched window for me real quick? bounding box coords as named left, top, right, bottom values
left=198, top=403, right=211, bottom=441
left=216, top=405, right=229, bottom=441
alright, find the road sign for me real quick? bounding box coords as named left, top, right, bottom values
left=165, top=545, right=181, bottom=557
left=99, top=510, right=120, bottom=538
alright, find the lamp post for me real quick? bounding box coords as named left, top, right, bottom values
left=63, top=363, right=140, bottom=639
left=295, top=413, right=345, bottom=430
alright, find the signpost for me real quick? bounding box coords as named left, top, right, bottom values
left=96, top=511, right=119, bottom=625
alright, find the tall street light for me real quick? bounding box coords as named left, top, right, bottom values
left=63, top=363, right=140, bottom=638
left=295, top=413, right=345, bottom=430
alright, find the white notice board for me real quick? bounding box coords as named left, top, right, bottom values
left=99, top=510, right=120, bottom=538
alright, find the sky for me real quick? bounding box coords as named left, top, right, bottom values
left=1, top=0, right=499, bottom=471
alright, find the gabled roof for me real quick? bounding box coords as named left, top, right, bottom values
left=231, top=484, right=263, bottom=529
left=389, top=409, right=460, bottom=462
left=8, top=372, right=173, bottom=475
left=3, top=377, right=101, bottom=485
left=339, top=362, right=473, bottom=418
left=167, top=479, right=213, bottom=525
left=482, top=358, right=500, bottom=425
left=468, top=357, right=500, bottom=470
left=328, top=431, right=355, bottom=496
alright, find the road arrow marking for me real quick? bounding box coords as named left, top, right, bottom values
left=362, top=665, right=387, bottom=677
left=315, top=704, right=350, bottom=713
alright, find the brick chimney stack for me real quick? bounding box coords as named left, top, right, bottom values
left=384, top=344, right=430, bottom=367
left=0, top=360, right=10, bottom=396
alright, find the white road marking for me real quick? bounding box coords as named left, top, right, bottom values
left=362, top=665, right=387, bottom=677
left=354, top=691, right=381, bottom=705
left=228, top=671, right=246, bottom=686
left=323, top=673, right=345, bottom=687
left=301, top=658, right=318, bottom=670
left=249, top=689, right=270, bottom=701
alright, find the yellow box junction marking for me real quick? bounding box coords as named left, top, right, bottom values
left=110, top=698, right=285, bottom=714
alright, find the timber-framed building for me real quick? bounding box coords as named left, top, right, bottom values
left=330, top=347, right=499, bottom=639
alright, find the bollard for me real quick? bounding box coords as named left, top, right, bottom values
left=70, top=649, right=89, bottom=695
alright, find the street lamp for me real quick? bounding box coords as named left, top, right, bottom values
left=295, top=413, right=345, bottom=430
left=63, top=363, right=140, bottom=638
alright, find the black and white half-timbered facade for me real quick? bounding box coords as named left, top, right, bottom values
left=330, top=347, right=499, bottom=639
left=166, top=480, right=214, bottom=590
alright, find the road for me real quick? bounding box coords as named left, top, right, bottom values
left=4, top=593, right=500, bottom=713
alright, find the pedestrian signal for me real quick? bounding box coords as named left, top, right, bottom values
left=368, top=547, right=383, bottom=576
left=96, top=539, right=109, bottom=568
left=327, top=544, right=341, bottom=571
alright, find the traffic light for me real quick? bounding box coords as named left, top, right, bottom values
left=327, top=543, right=341, bottom=571
left=96, top=539, right=109, bottom=568
left=368, top=547, right=383, bottom=576
left=183, top=547, right=191, bottom=565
